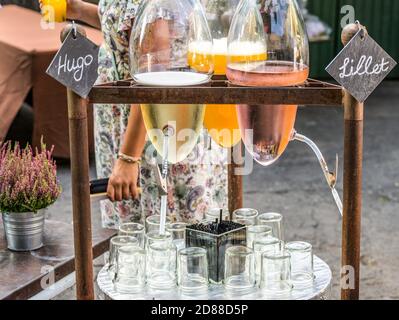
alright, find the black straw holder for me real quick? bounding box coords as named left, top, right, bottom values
left=186, top=221, right=247, bottom=283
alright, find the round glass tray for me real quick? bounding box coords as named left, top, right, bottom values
left=97, top=255, right=331, bottom=300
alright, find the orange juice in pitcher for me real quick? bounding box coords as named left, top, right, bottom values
left=188, top=38, right=266, bottom=148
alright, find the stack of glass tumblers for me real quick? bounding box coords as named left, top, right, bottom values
left=106, top=208, right=315, bottom=297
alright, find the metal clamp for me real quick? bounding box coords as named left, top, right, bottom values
left=145, top=126, right=174, bottom=197
left=152, top=162, right=168, bottom=196
left=72, top=20, right=77, bottom=39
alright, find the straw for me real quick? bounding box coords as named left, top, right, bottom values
left=160, top=195, right=167, bottom=235
left=159, top=131, right=169, bottom=235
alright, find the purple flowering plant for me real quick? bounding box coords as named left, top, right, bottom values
left=0, top=141, right=61, bottom=213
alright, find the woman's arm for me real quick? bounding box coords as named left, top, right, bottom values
left=107, top=104, right=147, bottom=201
left=119, top=105, right=147, bottom=158
left=66, top=0, right=101, bottom=29
left=107, top=18, right=171, bottom=202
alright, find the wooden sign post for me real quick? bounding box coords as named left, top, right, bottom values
left=339, top=23, right=365, bottom=301
left=47, top=22, right=101, bottom=300
left=327, top=22, right=396, bottom=300
left=61, top=24, right=95, bottom=300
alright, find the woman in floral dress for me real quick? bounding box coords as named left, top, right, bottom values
left=56, top=0, right=228, bottom=228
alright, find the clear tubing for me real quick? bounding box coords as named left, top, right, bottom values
left=292, top=132, right=343, bottom=216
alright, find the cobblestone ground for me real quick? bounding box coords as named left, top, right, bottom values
left=53, top=82, right=399, bottom=300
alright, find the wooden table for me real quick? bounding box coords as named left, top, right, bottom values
left=0, top=201, right=115, bottom=300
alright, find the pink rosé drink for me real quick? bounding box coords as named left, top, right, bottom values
left=228, top=61, right=309, bottom=166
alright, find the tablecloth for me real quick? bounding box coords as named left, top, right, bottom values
left=0, top=5, right=103, bottom=157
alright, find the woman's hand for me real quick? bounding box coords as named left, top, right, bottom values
left=107, top=159, right=140, bottom=201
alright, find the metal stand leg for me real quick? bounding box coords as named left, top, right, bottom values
left=228, top=143, right=243, bottom=217
left=341, top=91, right=364, bottom=300
left=67, top=90, right=94, bottom=300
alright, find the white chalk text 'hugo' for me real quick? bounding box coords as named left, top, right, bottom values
left=57, top=53, right=94, bottom=82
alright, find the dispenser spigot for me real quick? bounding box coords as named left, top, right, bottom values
left=292, top=131, right=343, bottom=216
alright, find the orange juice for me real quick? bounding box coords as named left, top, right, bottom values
left=189, top=38, right=267, bottom=75
left=41, top=0, right=67, bottom=23
left=188, top=38, right=266, bottom=148
left=187, top=41, right=214, bottom=74
left=204, top=104, right=242, bottom=148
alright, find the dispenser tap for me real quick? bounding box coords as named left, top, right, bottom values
left=292, top=131, right=343, bottom=216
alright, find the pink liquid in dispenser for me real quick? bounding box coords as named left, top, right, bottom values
left=227, top=61, right=309, bottom=166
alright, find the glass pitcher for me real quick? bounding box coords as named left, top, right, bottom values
left=227, top=0, right=342, bottom=215
left=193, top=0, right=244, bottom=148
left=130, top=0, right=214, bottom=164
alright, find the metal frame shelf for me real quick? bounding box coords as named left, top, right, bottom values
left=66, top=75, right=363, bottom=300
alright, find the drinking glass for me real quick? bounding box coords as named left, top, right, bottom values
left=285, top=241, right=314, bottom=287
left=253, top=236, right=283, bottom=284
left=260, top=251, right=293, bottom=296
left=205, top=208, right=230, bottom=222
left=233, top=218, right=254, bottom=226
left=113, top=245, right=146, bottom=294
left=146, top=242, right=177, bottom=290
left=185, top=221, right=247, bottom=284
left=233, top=208, right=258, bottom=225
left=108, top=236, right=139, bottom=277
left=246, top=225, right=272, bottom=249
left=145, top=230, right=172, bottom=249
left=178, top=247, right=208, bottom=293
left=145, top=215, right=172, bottom=233
left=257, top=213, right=284, bottom=240
left=224, top=246, right=255, bottom=292
left=118, top=223, right=145, bottom=248
left=167, top=222, right=187, bottom=251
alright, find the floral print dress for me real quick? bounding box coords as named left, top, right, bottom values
left=95, top=0, right=228, bottom=228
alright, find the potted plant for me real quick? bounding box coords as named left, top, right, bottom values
left=0, top=141, right=61, bottom=251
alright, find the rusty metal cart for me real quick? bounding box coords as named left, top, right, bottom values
left=65, top=27, right=363, bottom=301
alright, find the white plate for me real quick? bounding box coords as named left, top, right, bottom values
left=134, top=71, right=210, bottom=87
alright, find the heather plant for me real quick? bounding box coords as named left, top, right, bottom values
left=0, top=141, right=61, bottom=213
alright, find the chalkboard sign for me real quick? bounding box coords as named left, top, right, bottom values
left=46, top=30, right=99, bottom=98
left=326, top=29, right=397, bottom=103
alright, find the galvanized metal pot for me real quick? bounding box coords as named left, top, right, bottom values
left=2, top=209, right=46, bottom=251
